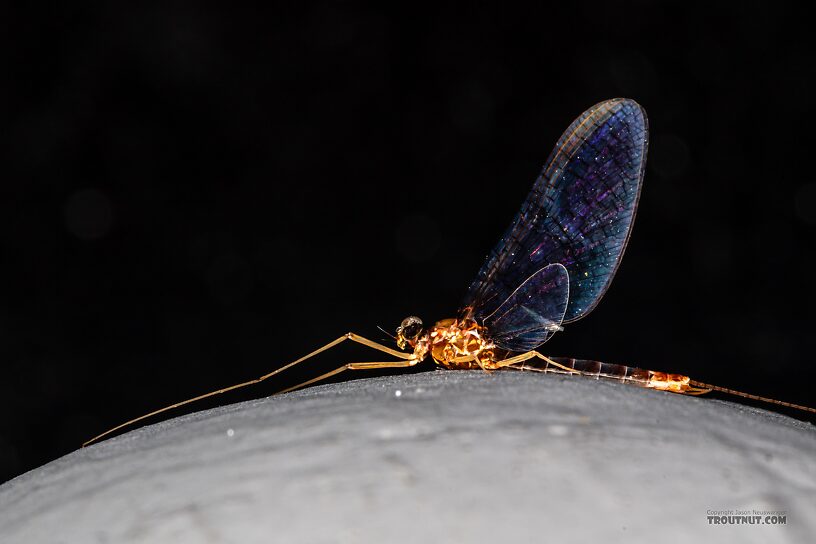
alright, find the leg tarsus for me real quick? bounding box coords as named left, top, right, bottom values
left=84, top=332, right=415, bottom=446
left=277, top=359, right=418, bottom=395
left=258, top=332, right=413, bottom=381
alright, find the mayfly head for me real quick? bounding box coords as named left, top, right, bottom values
left=395, top=316, right=424, bottom=350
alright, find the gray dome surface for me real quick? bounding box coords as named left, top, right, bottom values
left=1, top=370, right=814, bottom=543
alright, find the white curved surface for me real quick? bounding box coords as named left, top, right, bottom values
left=1, top=370, right=814, bottom=543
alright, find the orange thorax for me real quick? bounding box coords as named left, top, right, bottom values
left=423, top=317, right=497, bottom=370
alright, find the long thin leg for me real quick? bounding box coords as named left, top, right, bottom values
left=83, top=333, right=416, bottom=446
left=492, top=351, right=581, bottom=373
left=277, top=360, right=418, bottom=395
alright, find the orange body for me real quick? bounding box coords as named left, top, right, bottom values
left=409, top=317, right=501, bottom=370
left=408, top=316, right=697, bottom=391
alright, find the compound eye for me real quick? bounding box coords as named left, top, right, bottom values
left=397, top=316, right=423, bottom=339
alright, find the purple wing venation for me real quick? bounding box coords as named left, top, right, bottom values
left=482, top=263, right=569, bottom=352
left=462, top=98, right=648, bottom=348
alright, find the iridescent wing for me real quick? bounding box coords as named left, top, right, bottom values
left=462, top=98, right=648, bottom=349
left=481, top=263, right=569, bottom=352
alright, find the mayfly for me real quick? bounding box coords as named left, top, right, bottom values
left=85, top=98, right=814, bottom=446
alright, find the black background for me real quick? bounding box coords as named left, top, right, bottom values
left=3, top=1, right=816, bottom=484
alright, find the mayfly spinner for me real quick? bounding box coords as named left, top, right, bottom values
left=84, top=98, right=814, bottom=447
